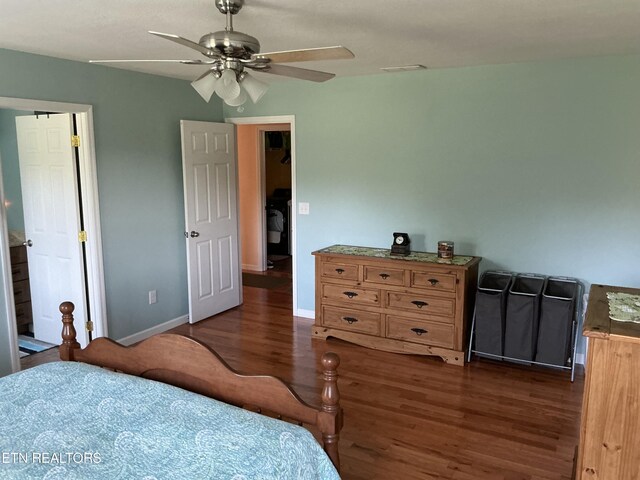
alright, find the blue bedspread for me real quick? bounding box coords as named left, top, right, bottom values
left=0, top=362, right=340, bottom=480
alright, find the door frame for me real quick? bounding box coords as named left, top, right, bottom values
left=225, top=115, right=298, bottom=313
left=0, top=96, right=107, bottom=372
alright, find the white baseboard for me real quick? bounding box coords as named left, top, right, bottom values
left=575, top=353, right=585, bottom=366
left=117, top=314, right=189, bottom=346
left=295, top=308, right=315, bottom=319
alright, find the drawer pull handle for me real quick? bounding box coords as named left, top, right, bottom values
left=411, top=328, right=428, bottom=336
left=343, top=291, right=358, bottom=299
left=379, top=273, right=390, bottom=280
left=342, top=316, right=358, bottom=324
left=428, top=278, right=439, bottom=286
left=411, top=300, right=428, bottom=309
left=335, top=268, right=345, bottom=274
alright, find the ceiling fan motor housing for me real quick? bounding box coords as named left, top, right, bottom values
left=200, top=30, right=260, bottom=58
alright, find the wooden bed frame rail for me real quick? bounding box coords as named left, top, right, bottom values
left=58, top=302, right=343, bottom=470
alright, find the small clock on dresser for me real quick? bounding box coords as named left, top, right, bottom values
left=390, top=232, right=411, bottom=256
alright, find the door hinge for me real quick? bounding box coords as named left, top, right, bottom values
left=85, top=320, right=94, bottom=332
left=71, top=135, right=81, bottom=148
left=78, top=231, right=88, bottom=242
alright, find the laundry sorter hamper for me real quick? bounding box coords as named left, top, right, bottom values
left=503, top=274, right=546, bottom=362
left=472, top=271, right=513, bottom=358
left=535, top=277, right=579, bottom=366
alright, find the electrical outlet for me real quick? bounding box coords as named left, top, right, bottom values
left=148, top=290, right=157, bottom=305
left=298, top=202, right=310, bottom=215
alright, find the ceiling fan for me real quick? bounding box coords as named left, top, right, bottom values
left=90, top=0, right=354, bottom=107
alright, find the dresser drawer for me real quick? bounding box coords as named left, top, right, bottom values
left=15, top=301, right=33, bottom=327
left=10, top=245, right=27, bottom=264
left=363, top=266, right=405, bottom=286
left=386, top=316, right=455, bottom=348
left=411, top=270, right=457, bottom=293
left=322, top=284, right=380, bottom=306
left=322, top=306, right=381, bottom=335
left=13, top=279, right=31, bottom=304
left=11, top=262, right=29, bottom=282
left=386, top=291, right=455, bottom=318
left=321, top=261, right=359, bottom=281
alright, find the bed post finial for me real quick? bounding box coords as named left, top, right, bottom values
left=320, top=352, right=342, bottom=471
left=59, top=301, right=80, bottom=361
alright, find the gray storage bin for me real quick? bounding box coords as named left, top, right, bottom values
left=535, top=278, right=578, bottom=366
left=504, top=274, right=546, bottom=362
left=474, top=271, right=512, bottom=357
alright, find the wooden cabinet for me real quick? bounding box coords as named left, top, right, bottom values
left=576, top=284, right=640, bottom=480
left=312, top=245, right=481, bottom=366
left=10, top=245, right=33, bottom=334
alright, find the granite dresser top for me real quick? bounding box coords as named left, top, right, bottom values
left=313, top=244, right=479, bottom=267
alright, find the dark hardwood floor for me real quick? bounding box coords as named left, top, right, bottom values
left=23, top=262, right=584, bottom=480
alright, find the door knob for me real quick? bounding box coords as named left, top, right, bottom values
left=190, top=231, right=200, bottom=238
left=23, top=240, right=33, bottom=247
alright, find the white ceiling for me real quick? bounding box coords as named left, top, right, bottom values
left=1, top=0, right=640, bottom=83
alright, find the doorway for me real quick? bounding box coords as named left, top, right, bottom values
left=264, top=129, right=291, bottom=271
left=229, top=115, right=298, bottom=312
left=0, top=97, right=106, bottom=373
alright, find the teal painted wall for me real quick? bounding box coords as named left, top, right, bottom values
left=226, top=54, right=640, bottom=313
left=0, top=48, right=223, bottom=371
left=0, top=109, right=30, bottom=231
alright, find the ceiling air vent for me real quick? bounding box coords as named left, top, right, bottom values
left=380, top=65, right=427, bottom=73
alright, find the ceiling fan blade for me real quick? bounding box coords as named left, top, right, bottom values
left=148, top=31, right=220, bottom=58
left=256, top=63, right=335, bottom=82
left=256, top=46, right=354, bottom=64
left=89, top=59, right=216, bottom=65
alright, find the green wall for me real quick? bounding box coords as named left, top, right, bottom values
left=0, top=48, right=223, bottom=373
left=0, top=109, right=30, bottom=231
left=2, top=47, right=639, bottom=374
left=226, top=54, right=640, bottom=312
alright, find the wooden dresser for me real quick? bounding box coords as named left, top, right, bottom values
left=576, top=284, right=640, bottom=480
left=10, top=245, right=32, bottom=334
left=312, top=245, right=481, bottom=365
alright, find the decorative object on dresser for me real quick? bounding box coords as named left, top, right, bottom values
left=576, top=284, right=640, bottom=480
left=9, top=245, right=33, bottom=334
left=437, top=240, right=454, bottom=259
left=312, top=245, right=481, bottom=366
left=390, top=232, right=411, bottom=256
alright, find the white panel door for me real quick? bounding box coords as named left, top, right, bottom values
left=181, top=121, right=241, bottom=323
left=15, top=114, right=88, bottom=346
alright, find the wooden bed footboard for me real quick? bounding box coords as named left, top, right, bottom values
left=58, top=302, right=343, bottom=470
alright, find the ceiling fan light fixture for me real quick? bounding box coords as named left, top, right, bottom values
left=224, top=87, right=247, bottom=107
left=191, top=71, right=219, bottom=102
left=215, top=69, right=241, bottom=101
left=240, top=72, right=269, bottom=104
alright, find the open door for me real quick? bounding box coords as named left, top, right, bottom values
left=181, top=120, right=241, bottom=323
left=15, top=113, right=88, bottom=346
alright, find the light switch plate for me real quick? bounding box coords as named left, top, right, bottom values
left=298, top=202, right=310, bottom=215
